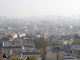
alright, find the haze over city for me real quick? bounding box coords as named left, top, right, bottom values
left=1, top=0, right=80, bottom=60
left=0, top=0, right=80, bottom=18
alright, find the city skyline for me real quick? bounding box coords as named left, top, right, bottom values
left=0, top=0, right=80, bottom=18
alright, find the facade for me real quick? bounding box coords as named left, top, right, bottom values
left=74, top=38, right=80, bottom=42
left=64, top=53, right=77, bottom=60
left=3, top=45, right=23, bottom=51
left=17, top=49, right=41, bottom=60
left=52, top=40, right=68, bottom=45
left=12, top=33, right=26, bottom=39
left=45, top=51, right=64, bottom=60
left=1, top=41, right=35, bottom=56
left=71, top=45, right=80, bottom=53
left=45, top=46, right=65, bottom=60
left=36, top=35, right=46, bottom=41
left=69, top=39, right=74, bottom=44
left=46, top=46, right=64, bottom=51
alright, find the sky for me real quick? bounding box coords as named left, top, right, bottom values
left=0, top=0, right=80, bottom=18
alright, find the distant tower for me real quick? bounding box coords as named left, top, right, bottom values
left=74, top=34, right=78, bottom=38
left=18, top=34, right=20, bottom=38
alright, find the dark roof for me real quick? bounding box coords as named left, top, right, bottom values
left=3, top=45, right=22, bottom=49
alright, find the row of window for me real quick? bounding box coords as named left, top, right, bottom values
left=22, top=52, right=40, bottom=55
left=4, top=49, right=21, bottom=50
left=74, top=47, right=80, bottom=50
left=22, top=55, right=40, bottom=58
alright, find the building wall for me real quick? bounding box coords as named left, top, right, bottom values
left=22, top=55, right=40, bottom=58
left=52, top=40, right=62, bottom=44
left=63, top=40, right=68, bottom=45
left=2, top=49, right=10, bottom=55
left=46, top=46, right=50, bottom=51
left=74, top=39, right=80, bottom=42
left=45, top=51, right=64, bottom=60
left=52, top=40, right=68, bottom=45
left=13, top=34, right=17, bottom=38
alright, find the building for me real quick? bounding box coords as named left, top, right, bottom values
left=52, top=40, right=68, bottom=45
left=17, top=49, right=41, bottom=60
left=2, top=45, right=23, bottom=55
left=64, top=53, right=78, bottom=60
left=1, top=41, right=35, bottom=55
left=65, top=59, right=80, bottom=60
left=45, top=51, right=64, bottom=60
left=45, top=46, right=65, bottom=60
left=71, top=45, right=80, bottom=53
left=1, top=35, right=13, bottom=42
left=36, top=35, right=46, bottom=41
left=46, top=46, right=64, bottom=51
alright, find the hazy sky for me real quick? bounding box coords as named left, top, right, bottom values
left=0, top=0, right=80, bottom=18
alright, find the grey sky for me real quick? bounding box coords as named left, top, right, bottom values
left=0, top=0, right=80, bottom=18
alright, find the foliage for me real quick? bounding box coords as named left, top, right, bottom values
left=12, top=57, right=23, bottom=60
left=26, top=57, right=31, bottom=60
left=34, top=40, right=51, bottom=60
left=34, top=40, right=51, bottom=48
left=40, top=48, right=45, bottom=60
left=26, top=56, right=37, bottom=60
left=72, top=42, right=77, bottom=45
left=12, top=57, right=37, bottom=60
left=31, top=56, right=37, bottom=60
left=52, top=42, right=62, bottom=46
left=72, top=42, right=80, bottom=45
left=34, top=40, right=39, bottom=48
left=13, top=50, right=22, bottom=55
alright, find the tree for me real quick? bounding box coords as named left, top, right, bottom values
left=13, top=50, right=22, bottom=55
left=12, top=57, right=23, bottom=60
left=40, top=48, right=45, bottom=60
left=52, top=42, right=62, bottom=46
left=26, top=57, right=31, bottom=60
left=77, top=42, right=80, bottom=45
left=34, top=40, right=51, bottom=60
left=72, top=42, right=80, bottom=45
left=31, top=56, right=37, bottom=60
left=26, top=56, right=37, bottom=60
left=34, top=40, right=39, bottom=48
left=12, top=57, right=16, bottom=60
left=42, top=40, right=50, bottom=48
left=34, top=40, right=51, bottom=48
left=72, top=42, right=77, bottom=45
